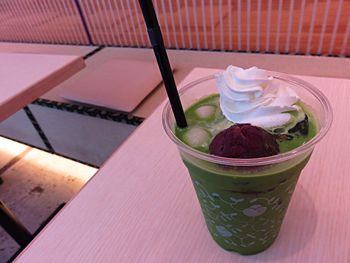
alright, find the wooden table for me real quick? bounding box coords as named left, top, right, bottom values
left=15, top=67, right=350, bottom=262
left=0, top=52, right=85, bottom=121
left=0, top=52, right=85, bottom=247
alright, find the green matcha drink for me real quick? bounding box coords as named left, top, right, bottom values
left=162, top=67, right=332, bottom=255
left=175, top=94, right=317, bottom=154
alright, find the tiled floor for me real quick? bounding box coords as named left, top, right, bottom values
left=0, top=137, right=97, bottom=263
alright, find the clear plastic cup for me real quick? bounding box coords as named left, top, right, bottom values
left=162, top=72, right=332, bottom=255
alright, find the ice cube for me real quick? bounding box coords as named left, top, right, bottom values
left=196, top=105, right=216, bottom=119
left=184, top=127, right=210, bottom=148
left=210, top=120, right=232, bottom=136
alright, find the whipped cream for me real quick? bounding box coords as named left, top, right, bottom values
left=215, top=66, right=300, bottom=129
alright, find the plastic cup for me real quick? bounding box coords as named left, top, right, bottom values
left=162, top=73, right=332, bottom=255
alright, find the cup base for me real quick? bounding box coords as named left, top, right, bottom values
left=211, top=234, right=277, bottom=255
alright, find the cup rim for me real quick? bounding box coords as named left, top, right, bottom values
left=162, top=71, right=333, bottom=166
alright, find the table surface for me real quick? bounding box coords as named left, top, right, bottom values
left=0, top=52, right=85, bottom=121
left=15, top=67, right=350, bottom=263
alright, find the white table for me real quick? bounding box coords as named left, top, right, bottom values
left=0, top=52, right=85, bottom=247
left=15, top=67, right=350, bottom=262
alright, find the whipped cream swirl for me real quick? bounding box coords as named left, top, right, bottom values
left=215, top=66, right=300, bottom=129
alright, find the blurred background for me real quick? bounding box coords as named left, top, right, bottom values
left=0, top=0, right=349, bottom=56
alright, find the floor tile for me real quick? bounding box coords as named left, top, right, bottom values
left=0, top=137, right=97, bottom=263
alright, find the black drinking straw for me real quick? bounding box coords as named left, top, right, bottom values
left=138, top=0, right=188, bottom=128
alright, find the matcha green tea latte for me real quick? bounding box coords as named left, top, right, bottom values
left=162, top=66, right=332, bottom=255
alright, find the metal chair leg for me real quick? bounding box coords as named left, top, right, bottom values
left=0, top=200, right=32, bottom=248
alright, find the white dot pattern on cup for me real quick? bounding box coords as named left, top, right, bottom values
left=243, top=205, right=267, bottom=217
left=193, top=179, right=297, bottom=250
